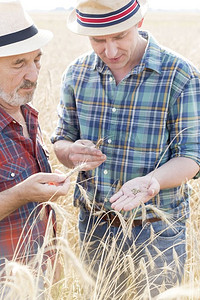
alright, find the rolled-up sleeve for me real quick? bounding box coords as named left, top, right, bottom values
left=168, top=75, right=200, bottom=170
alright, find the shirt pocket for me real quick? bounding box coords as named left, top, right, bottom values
left=0, top=157, right=28, bottom=191
left=131, top=109, right=169, bottom=151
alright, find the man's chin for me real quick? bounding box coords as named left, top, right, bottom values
left=12, top=90, right=35, bottom=106
left=6, top=95, right=33, bottom=107
left=0, top=88, right=34, bottom=107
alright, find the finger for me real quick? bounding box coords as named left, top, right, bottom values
left=70, top=153, right=106, bottom=163
left=75, top=157, right=107, bottom=171
left=110, top=193, right=129, bottom=208
left=56, top=176, right=70, bottom=185
left=149, top=184, right=160, bottom=196
left=48, top=169, right=66, bottom=185
left=112, top=195, right=142, bottom=211
left=148, top=178, right=160, bottom=193
left=111, top=195, right=130, bottom=211
left=44, top=178, right=71, bottom=195
left=110, top=190, right=123, bottom=203
left=123, top=192, right=150, bottom=211
left=48, top=174, right=71, bottom=187
left=34, top=172, right=67, bottom=184
left=148, top=188, right=155, bottom=197
left=56, top=178, right=71, bottom=195
left=76, top=139, right=95, bottom=147
left=73, top=143, right=103, bottom=156
left=123, top=197, right=142, bottom=211
left=54, top=169, right=64, bottom=174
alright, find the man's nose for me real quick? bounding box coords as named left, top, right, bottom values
left=24, top=63, right=39, bottom=83
left=105, top=41, right=118, bottom=59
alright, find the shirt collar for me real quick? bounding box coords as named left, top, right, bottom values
left=92, top=53, right=108, bottom=73
left=0, top=103, right=38, bottom=131
left=92, top=31, right=162, bottom=75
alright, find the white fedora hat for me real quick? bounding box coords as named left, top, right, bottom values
left=0, top=0, right=53, bottom=57
left=67, top=0, right=148, bottom=36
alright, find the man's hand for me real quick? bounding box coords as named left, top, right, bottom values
left=68, top=139, right=106, bottom=171
left=110, top=176, right=160, bottom=211
left=17, top=172, right=70, bottom=204
left=0, top=172, right=71, bottom=221
left=54, top=139, right=107, bottom=170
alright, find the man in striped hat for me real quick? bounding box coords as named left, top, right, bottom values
left=52, top=0, right=200, bottom=298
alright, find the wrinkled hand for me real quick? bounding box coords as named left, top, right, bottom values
left=110, top=176, right=160, bottom=211
left=17, top=172, right=70, bottom=204
left=69, top=139, right=106, bottom=171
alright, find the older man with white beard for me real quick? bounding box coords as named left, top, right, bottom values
left=0, top=1, right=70, bottom=295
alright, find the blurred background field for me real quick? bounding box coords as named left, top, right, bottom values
left=28, top=10, right=200, bottom=299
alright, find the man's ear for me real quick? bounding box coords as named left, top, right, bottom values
left=138, top=18, right=144, bottom=28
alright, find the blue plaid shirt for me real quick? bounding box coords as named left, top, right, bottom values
left=51, top=31, right=200, bottom=221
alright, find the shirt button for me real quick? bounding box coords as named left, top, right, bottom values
left=10, top=173, right=15, bottom=178
left=13, top=120, right=16, bottom=124
left=109, top=77, right=113, bottom=82
left=108, top=139, right=112, bottom=144
left=112, top=107, right=116, bottom=113
left=104, top=170, right=108, bottom=175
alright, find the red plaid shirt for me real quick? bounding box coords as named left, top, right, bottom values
left=0, top=104, right=55, bottom=268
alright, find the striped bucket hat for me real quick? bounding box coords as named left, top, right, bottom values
left=67, top=0, right=148, bottom=36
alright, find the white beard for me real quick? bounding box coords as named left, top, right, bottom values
left=0, top=81, right=36, bottom=107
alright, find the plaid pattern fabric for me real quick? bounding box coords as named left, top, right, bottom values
left=51, top=31, right=200, bottom=221
left=0, top=104, right=54, bottom=268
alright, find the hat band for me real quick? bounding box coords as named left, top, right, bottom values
left=0, top=25, right=38, bottom=47
left=76, top=0, right=140, bottom=28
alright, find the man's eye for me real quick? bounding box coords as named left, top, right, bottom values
left=35, top=60, right=41, bottom=67
left=14, top=63, right=24, bottom=69
left=93, top=39, right=105, bottom=43
left=115, top=34, right=125, bottom=40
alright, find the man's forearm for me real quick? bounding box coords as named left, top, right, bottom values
left=0, top=185, right=24, bottom=221
left=148, top=157, right=199, bottom=190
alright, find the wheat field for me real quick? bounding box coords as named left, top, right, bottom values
left=1, top=10, right=200, bottom=300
